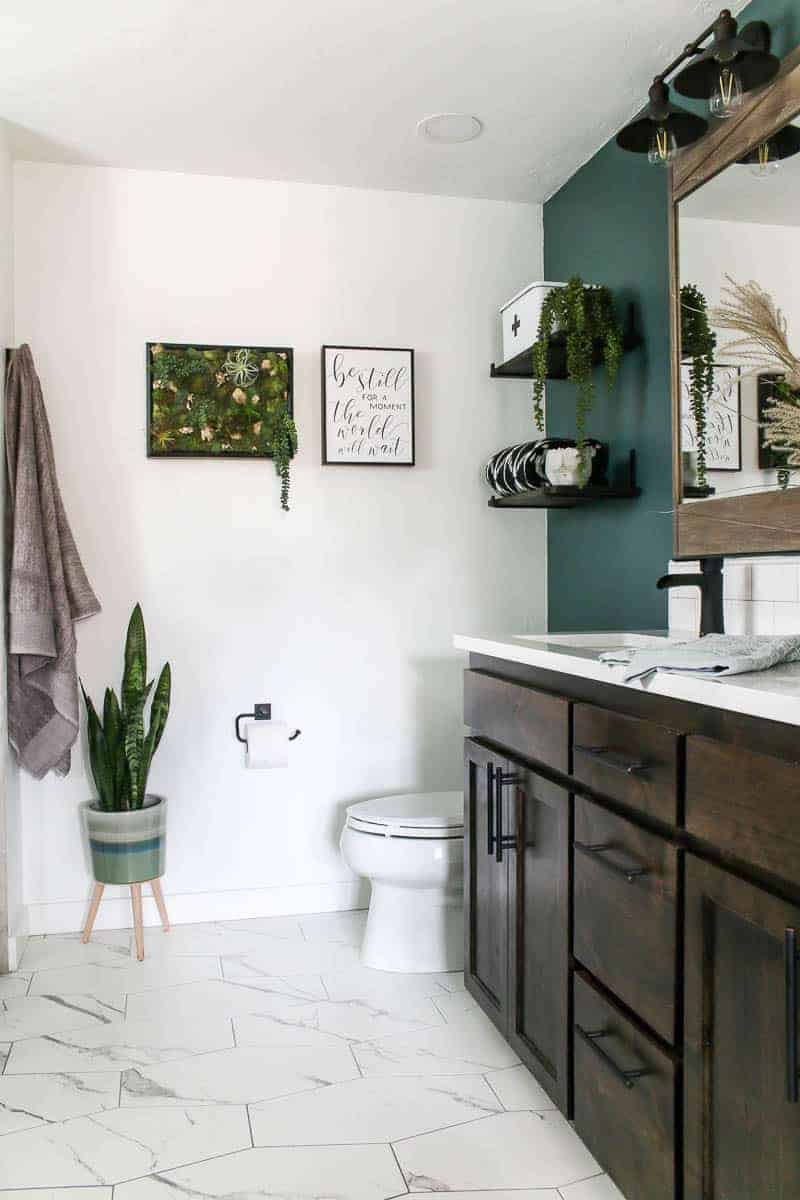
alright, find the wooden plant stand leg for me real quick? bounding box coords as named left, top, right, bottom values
left=150, top=878, right=170, bottom=932
left=131, top=884, right=145, bottom=961
left=81, top=883, right=105, bottom=944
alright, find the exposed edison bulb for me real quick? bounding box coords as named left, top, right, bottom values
left=648, top=125, right=678, bottom=166
left=710, top=66, right=744, bottom=118
left=750, top=141, right=780, bottom=179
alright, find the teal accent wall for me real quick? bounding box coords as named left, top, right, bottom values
left=543, top=154, right=672, bottom=631
left=736, top=0, right=799, bottom=58
left=542, top=0, right=799, bottom=632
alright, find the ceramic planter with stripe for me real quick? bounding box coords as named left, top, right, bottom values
left=82, top=795, right=167, bottom=885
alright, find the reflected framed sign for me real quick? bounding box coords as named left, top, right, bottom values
left=680, top=362, right=742, bottom=471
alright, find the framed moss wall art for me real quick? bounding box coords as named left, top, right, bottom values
left=147, top=343, right=297, bottom=510
left=147, top=343, right=293, bottom=458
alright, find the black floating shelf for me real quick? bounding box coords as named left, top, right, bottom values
left=683, top=485, right=716, bottom=498
left=490, top=302, right=641, bottom=380
left=489, top=484, right=641, bottom=509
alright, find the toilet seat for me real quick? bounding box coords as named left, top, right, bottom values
left=345, top=791, right=464, bottom=840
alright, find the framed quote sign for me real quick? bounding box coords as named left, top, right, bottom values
left=321, top=345, right=415, bottom=466
left=680, top=361, right=742, bottom=471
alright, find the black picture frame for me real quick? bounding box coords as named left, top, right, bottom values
left=757, top=371, right=793, bottom=470
left=321, top=345, right=415, bottom=467
left=146, top=342, right=293, bottom=459
left=680, top=360, right=742, bottom=472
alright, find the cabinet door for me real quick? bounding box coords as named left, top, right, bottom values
left=685, top=855, right=800, bottom=1199
left=463, top=738, right=509, bottom=1030
left=507, top=761, right=570, bottom=1112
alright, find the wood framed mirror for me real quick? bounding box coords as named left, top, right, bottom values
left=670, top=45, right=800, bottom=557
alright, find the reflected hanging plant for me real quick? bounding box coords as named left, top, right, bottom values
left=680, top=283, right=717, bottom=489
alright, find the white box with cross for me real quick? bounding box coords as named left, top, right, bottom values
left=499, top=280, right=565, bottom=366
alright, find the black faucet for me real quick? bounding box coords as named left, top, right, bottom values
left=657, top=556, right=724, bottom=636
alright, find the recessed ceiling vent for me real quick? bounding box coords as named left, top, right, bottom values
left=417, top=113, right=483, bottom=143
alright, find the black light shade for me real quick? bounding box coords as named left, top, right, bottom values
left=737, top=123, right=800, bottom=164
left=674, top=13, right=779, bottom=100
left=616, top=80, right=708, bottom=154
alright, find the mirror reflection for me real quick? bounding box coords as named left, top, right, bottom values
left=679, top=116, right=800, bottom=502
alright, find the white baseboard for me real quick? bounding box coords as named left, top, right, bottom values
left=24, top=879, right=371, bottom=936
left=6, top=934, right=28, bottom=971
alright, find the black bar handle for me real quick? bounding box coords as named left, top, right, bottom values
left=575, top=1024, right=650, bottom=1090
left=486, top=763, right=495, bottom=857
left=786, top=927, right=798, bottom=1103
left=574, top=840, right=650, bottom=883
left=574, top=744, right=649, bottom=776
left=495, top=774, right=503, bottom=864
left=495, top=772, right=522, bottom=863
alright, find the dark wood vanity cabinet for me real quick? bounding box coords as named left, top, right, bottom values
left=573, top=795, right=678, bottom=1045
left=684, top=856, right=800, bottom=1199
left=463, top=731, right=570, bottom=1111
left=573, top=970, right=676, bottom=1200
left=463, top=660, right=800, bottom=1200
left=507, top=764, right=570, bottom=1112
left=463, top=738, right=509, bottom=1026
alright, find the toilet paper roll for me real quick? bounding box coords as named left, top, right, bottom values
left=244, top=720, right=290, bottom=769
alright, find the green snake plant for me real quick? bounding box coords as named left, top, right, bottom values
left=81, top=605, right=172, bottom=812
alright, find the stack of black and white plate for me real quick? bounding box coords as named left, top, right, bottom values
left=484, top=442, right=542, bottom=497
left=484, top=438, right=608, bottom=496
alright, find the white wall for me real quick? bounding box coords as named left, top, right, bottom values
left=0, top=120, right=22, bottom=970
left=681, top=216, right=800, bottom=498
left=14, top=162, right=545, bottom=934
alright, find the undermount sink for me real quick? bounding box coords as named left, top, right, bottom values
left=516, top=631, right=673, bottom=654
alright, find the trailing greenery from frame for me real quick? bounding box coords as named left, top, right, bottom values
left=531, top=278, right=623, bottom=463
left=680, top=284, right=717, bottom=489
left=273, top=411, right=298, bottom=512
left=81, top=605, right=171, bottom=813
left=149, top=344, right=298, bottom=510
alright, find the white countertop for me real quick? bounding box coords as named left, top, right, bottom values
left=453, top=631, right=800, bottom=727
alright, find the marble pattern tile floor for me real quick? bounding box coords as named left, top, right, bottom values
left=0, top=912, right=623, bottom=1199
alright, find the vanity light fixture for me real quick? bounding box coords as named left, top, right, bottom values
left=674, top=10, right=779, bottom=119
left=616, top=79, right=707, bottom=166
left=617, top=9, right=780, bottom=164
left=738, top=123, right=800, bottom=178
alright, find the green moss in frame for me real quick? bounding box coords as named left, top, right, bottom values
left=147, top=342, right=298, bottom=510
left=147, top=343, right=293, bottom=458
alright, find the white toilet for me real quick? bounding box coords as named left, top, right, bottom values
left=340, top=791, right=464, bottom=973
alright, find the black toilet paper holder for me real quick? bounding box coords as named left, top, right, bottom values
left=235, top=702, right=301, bottom=744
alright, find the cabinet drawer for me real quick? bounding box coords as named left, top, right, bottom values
left=574, top=796, right=678, bottom=1044
left=574, top=971, right=675, bottom=1200
left=463, top=670, right=568, bottom=773
left=573, top=703, right=680, bottom=825
left=686, top=736, right=800, bottom=884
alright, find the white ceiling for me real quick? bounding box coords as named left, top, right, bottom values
left=0, top=0, right=748, bottom=203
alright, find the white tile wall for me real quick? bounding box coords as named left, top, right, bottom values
left=667, top=558, right=800, bottom=636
